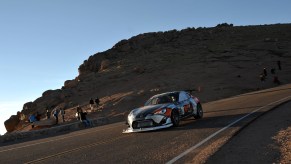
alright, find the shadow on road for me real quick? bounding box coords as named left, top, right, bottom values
left=139, top=112, right=263, bottom=134
left=233, top=87, right=291, bottom=98
left=205, top=105, right=263, bottom=113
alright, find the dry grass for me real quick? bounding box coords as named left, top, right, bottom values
left=273, top=127, right=291, bottom=163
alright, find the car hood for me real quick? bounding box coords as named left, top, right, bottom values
left=131, top=104, right=170, bottom=118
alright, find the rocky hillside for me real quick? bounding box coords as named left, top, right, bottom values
left=5, top=23, right=291, bottom=133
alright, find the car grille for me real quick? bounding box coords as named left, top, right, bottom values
left=132, top=120, right=153, bottom=129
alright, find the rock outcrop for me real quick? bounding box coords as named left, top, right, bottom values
left=4, top=115, right=20, bottom=133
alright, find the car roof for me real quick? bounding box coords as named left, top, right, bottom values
left=151, top=91, right=188, bottom=98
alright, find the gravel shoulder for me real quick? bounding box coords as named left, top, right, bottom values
left=206, top=101, right=291, bottom=164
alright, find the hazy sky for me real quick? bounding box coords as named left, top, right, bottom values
left=0, top=0, right=290, bottom=135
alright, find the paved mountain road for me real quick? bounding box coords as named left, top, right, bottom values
left=0, top=85, right=291, bottom=164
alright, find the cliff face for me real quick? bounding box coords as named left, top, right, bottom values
left=5, top=23, right=291, bottom=133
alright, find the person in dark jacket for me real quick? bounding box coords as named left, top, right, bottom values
left=273, top=76, right=281, bottom=85
left=271, top=68, right=276, bottom=74
left=53, top=108, right=60, bottom=125
left=260, top=73, right=266, bottom=82
left=89, top=98, right=94, bottom=110
left=36, top=112, right=41, bottom=121
left=60, top=108, right=65, bottom=122
left=80, top=109, right=91, bottom=127
left=95, top=97, right=100, bottom=110
left=263, top=68, right=267, bottom=77
left=277, top=60, right=282, bottom=70
left=46, top=109, right=51, bottom=119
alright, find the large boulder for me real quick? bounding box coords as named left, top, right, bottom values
left=42, top=89, right=62, bottom=97
left=64, top=80, right=78, bottom=88
left=78, top=53, right=107, bottom=75
left=22, top=102, right=37, bottom=115
left=4, top=115, right=20, bottom=133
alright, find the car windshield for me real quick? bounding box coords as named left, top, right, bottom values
left=145, top=93, right=179, bottom=105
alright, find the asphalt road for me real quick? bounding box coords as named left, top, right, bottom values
left=0, top=84, right=291, bottom=164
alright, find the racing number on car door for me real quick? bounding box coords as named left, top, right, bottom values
left=183, top=104, right=191, bottom=113
left=179, top=91, right=190, bottom=115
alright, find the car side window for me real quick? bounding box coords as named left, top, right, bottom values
left=151, top=98, right=159, bottom=105
left=179, top=92, right=188, bottom=101
left=185, top=92, right=191, bottom=99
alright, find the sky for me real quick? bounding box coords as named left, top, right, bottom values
left=0, top=0, right=290, bottom=135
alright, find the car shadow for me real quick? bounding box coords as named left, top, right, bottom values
left=204, top=105, right=264, bottom=114
left=147, top=111, right=266, bottom=133
left=233, top=87, right=291, bottom=98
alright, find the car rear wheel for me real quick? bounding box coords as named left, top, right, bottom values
left=171, top=109, right=180, bottom=127
left=194, top=103, right=203, bottom=119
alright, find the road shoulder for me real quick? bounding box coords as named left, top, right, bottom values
left=205, top=101, right=291, bottom=163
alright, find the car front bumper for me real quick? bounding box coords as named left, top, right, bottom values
left=123, top=123, right=173, bottom=133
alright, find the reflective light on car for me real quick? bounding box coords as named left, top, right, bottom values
left=145, top=113, right=153, bottom=119
left=155, top=108, right=167, bottom=114
left=129, top=109, right=138, bottom=117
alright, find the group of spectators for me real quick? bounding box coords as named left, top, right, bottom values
left=89, top=97, right=100, bottom=111
left=75, top=97, right=100, bottom=127
left=40, top=97, right=101, bottom=128
left=75, top=105, right=91, bottom=127
left=260, top=60, right=282, bottom=86
left=29, top=107, right=65, bottom=128
left=28, top=95, right=101, bottom=129
left=48, top=107, right=66, bottom=125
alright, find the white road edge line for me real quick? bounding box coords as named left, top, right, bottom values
left=166, top=95, right=291, bottom=164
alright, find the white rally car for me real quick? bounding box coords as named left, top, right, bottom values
left=123, top=90, right=203, bottom=133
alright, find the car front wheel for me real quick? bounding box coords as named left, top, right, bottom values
left=171, top=109, right=180, bottom=127
left=194, top=103, right=203, bottom=119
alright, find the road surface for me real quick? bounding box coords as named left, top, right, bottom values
left=0, top=84, right=290, bottom=164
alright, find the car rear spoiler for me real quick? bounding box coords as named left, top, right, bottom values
left=185, top=89, right=197, bottom=94
left=185, top=87, right=202, bottom=93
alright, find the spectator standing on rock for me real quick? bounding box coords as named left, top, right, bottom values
left=277, top=60, right=282, bottom=70
left=76, top=105, right=82, bottom=120
left=260, top=73, right=266, bottom=82
left=53, top=107, right=60, bottom=125
left=271, top=68, right=276, bottom=75
left=95, top=97, right=100, bottom=110
left=89, top=98, right=94, bottom=110
left=29, top=114, right=37, bottom=128
left=36, top=112, right=41, bottom=121
left=273, top=75, right=281, bottom=85
left=263, top=68, right=267, bottom=77
left=29, top=114, right=37, bottom=123
left=46, top=109, right=50, bottom=119
left=60, top=108, right=65, bottom=122
left=80, top=109, right=91, bottom=127
left=20, top=113, right=26, bottom=121
left=259, top=73, right=266, bottom=89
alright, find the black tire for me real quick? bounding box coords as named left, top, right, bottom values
left=171, top=109, right=180, bottom=127
left=194, top=103, right=203, bottom=119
